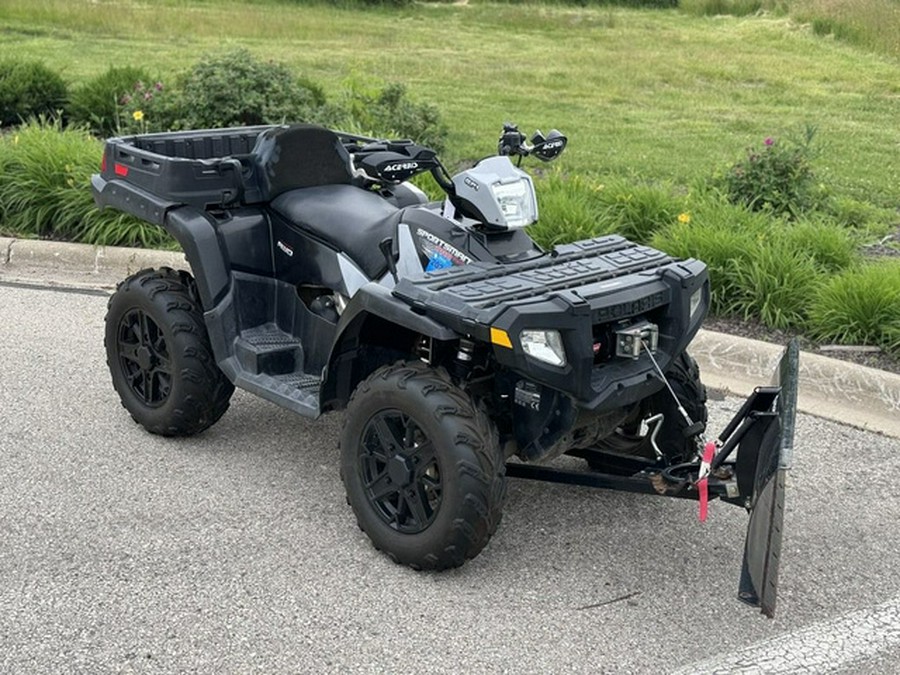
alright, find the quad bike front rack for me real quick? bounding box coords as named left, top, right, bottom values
left=506, top=339, right=799, bottom=618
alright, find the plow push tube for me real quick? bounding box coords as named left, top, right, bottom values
left=507, top=339, right=799, bottom=617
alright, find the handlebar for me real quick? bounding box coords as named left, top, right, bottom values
left=498, top=123, right=568, bottom=163
left=342, top=122, right=566, bottom=196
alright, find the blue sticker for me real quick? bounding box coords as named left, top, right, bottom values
left=426, top=253, right=453, bottom=272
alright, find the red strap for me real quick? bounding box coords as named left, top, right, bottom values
left=698, top=441, right=715, bottom=522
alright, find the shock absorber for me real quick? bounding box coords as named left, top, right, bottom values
left=415, top=335, right=433, bottom=364
left=451, top=338, right=476, bottom=380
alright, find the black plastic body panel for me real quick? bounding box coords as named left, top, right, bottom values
left=269, top=211, right=357, bottom=289
left=271, top=185, right=401, bottom=280
left=91, top=173, right=172, bottom=227
left=400, top=206, right=542, bottom=265
left=165, top=206, right=232, bottom=309
left=212, top=208, right=273, bottom=277
left=321, top=283, right=458, bottom=411
left=393, top=235, right=709, bottom=410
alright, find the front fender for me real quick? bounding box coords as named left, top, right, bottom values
left=321, top=283, right=458, bottom=409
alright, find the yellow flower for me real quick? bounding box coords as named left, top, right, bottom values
left=132, top=110, right=144, bottom=122
left=678, top=212, right=691, bottom=224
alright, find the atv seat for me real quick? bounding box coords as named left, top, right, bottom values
left=252, top=124, right=354, bottom=200
left=271, top=184, right=402, bottom=280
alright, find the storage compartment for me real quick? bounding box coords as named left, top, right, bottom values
left=100, top=126, right=274, bottom=210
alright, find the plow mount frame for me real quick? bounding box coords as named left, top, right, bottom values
left=507, top=339, right=799, bottom=617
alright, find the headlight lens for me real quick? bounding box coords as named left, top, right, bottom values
left=490, top=179, right=536, bottom=228
left=520, top=329, right=567, bottom=367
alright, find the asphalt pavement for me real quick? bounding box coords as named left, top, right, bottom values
left=2, top=278, right=900, bottom=673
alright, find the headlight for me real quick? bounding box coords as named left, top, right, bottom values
left=690, top=287, right=704, bottom=321
left=520, top=329, right=567, bottom=367
left=490, top=179, right=537, bottom=229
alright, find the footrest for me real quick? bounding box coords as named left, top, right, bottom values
left=235, top=323, right=303, bottom=376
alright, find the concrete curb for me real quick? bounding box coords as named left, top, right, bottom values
left=2, top=237, right=898, bottom=438
left=1, top=237, right=187, bottom=289
left=691, top=331, right=900, bottom=438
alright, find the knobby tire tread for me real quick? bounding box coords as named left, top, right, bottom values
left=341, top=360, right=506, bottom=571
left=105, top=267, right=233, bottom=436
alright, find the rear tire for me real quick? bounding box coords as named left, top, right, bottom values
left=592, top=352, right=707, bottom=464
left=340, top=361, right=506, bottom=570
left=105, top=267, right=234, bottom=436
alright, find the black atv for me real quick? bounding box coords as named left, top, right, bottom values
left=92, top=122, right=797, bottom=616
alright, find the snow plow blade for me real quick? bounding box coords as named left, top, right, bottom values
left=734, top=339, right=798, bottom=617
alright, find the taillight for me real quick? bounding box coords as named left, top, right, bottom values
left=100, top=152, right=107, bottom=173
left=114, top=163, right=128, bottom=177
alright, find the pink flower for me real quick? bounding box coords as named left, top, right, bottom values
left=120, top=95, right=132, bottom=105
left=764, top=137, right=774, bottom=146
left=144, top=92, right=153, bottom=101
left=155, top=82, right=164, bottom=91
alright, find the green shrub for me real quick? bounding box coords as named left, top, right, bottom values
left=116, top=79, right=180, bottom=135
left=529, top=174, right=685, bottom=249
left=777, top=219, right=858, bottom=273
left=593, top=178, right=684, bottom=244
left=169, top=48, right=325, bottom=130
left=72, top=211, right=177, bottom=248
left=827, top=196, right=896, bottom=231
left=651, top=199, right=769, bottom=314
left=885, top=325, right=900, bottom=355
left=68, top=65, right=152, bottom=136
left=0, top=60, right=67, bottom=127
left=654, top=198, right=848, bottom=329
left=529, top=171, right=613, bottom=248
left=808, top=262, right=900, bottom=353
left=319, top=80, right=448, bottom=152
left=723, top=125, right=818, bottom=219
left=0, top=118, right=172, bottom=248
left=727, top=241, right=822, bottom=330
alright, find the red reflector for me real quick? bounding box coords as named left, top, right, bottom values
left=114, top=163, right=128, bottom=177
left=101, top=153, right=107, bottom=173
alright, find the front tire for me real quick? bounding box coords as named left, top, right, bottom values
left=340, top=361, right=506, bottom=570
left=104, top=267, right=234, bottom=436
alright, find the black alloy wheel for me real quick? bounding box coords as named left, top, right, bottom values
left=358, top=409, right=442, bottom=534
left=341, top=361, right=506, bottom=570
left=116, top=308, right=172, bottom=407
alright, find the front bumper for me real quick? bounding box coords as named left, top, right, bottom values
left=393, top=235, right=709, bottom=410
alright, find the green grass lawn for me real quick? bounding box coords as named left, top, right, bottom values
left=1, top=0, right=898, bottom=205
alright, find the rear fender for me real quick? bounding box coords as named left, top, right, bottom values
left=164, top=206, right=231, bottom=310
